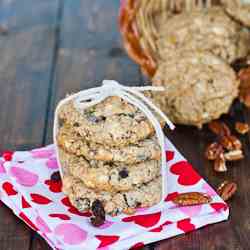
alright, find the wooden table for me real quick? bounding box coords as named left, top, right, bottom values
left=0, top=1, right=249, bottom=249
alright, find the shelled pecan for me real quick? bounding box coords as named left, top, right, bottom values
left=217, top=181, right=237, bottom=201
left=238, top=67, right=250, bottom=108
left=219, top=135, right=242, bottom=151
left=205, top=142, right=224, bottom=160
left=224, top=150, right=244, bottom=161
left=235, top=122, right=249, bottom=135
left=214, top=153, right=227, bottom=172
left=208, top=121, right=231, bottom=137
left=172, top=192, right=212, bottom=206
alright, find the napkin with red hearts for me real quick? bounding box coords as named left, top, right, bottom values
left=0, top=138, right=229, bottom=250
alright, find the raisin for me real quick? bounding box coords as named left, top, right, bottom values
left=119, top=169, right=129, bottom=178
left=90, top=216, right=105, bottom=227
left=87, top=115, right=106, bottom=123
left=73, top=122, right=80, bottom=127
left=90, top=200, right=105, bottom=227
left=136, top=202, right=142, bottom=207
left=50, top=171, right=61, bottom=182
left=58, top=118, right=65, bottom=127
left=128, top=113, right=135, bottom=118
left=91, top=200, right=105, bottom=219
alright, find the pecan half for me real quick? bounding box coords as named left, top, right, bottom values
left=235, top=122, right=249, bottom=135
left=172, top=192, right=212, bottom=206
left=224, top=150, right=244, bottom=161
left=214, top=153, right=227, bottom=172
left=219, top=135, right=242, bottom=151
left=208, top=121, right=231, bottom=137
left=205, top=142, right=224, bottom=160
left=217, top=181, right=237, bottom=201
left=238, top=67, right=250, bottom=108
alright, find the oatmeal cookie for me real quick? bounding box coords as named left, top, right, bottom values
left=58, top=96, right=156, bottom=147
left=152, top=51, right=239, bottom=127
left=222, top=0, right=250, bottom=27
left=62, top=175, right=162, bottom=216
left=57, top=124, right=161, bottom=164
left=59, top=149, right=161, bottom=192
left=157, top=7, right=250, bottom=63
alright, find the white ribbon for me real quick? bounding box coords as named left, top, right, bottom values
left=54, top=80, right=175, bottom=205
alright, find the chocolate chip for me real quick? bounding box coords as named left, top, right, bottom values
left=119, top=169, right=129, bottom=178
left=91, top=200, right=105, bottom=218
left=50, top=171, right=61, bottom=182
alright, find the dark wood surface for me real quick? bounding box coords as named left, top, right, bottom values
left=0, top=1, right=249, bottom=249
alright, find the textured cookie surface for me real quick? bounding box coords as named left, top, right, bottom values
left=58, top=96, right=156, bottom=147
left=59, top=149, right=161, bottom=192
left=152, top=51, right=239, bottom=127
left=222, top=0, right=250, bottom=27
left=157, top=7, right=250, bottom=63
left=57, top=124, right=161, bottom=164
left=62, top=175, right=162, bottom=216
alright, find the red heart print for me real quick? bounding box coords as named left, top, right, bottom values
left=164, top=192, right=179, bottom=202
left=166, top=151, right=174, bottom=161
left=122, top=212, right=161, bottom=228
left=22, top=196, right=31, bottom=208
left=19, top=212, right=38, bottom=231
left=49, top=213, right=71, bottom=220
left=30, top=193, right=52, bottom=205
left=129, top=242, right=145, bottom=250
left=61, top=197, right=91, bottom=217
left=95, top=235, right=120, bottom=248
left=210, top=202, right=228, bottom=212
left=2, top=151, right=13, bottom=161
left=2, top=182, right=17, bottom=196
left=177, top=218, right=195, bottom=233
left=149, top=220, right=172, bottom=232
left=170, top=161, right=201, bottom=186
left=44, top=179, right=62, bottom=193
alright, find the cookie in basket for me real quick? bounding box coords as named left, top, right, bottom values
left=222, top=0, right=250, bottom=27
left=57, top=124, right=161, bottom=164
left=58, top=96, right=157, bottom=147
left=156, top=7, right=250, bottom=63
left=152, top=51, right=239, bottom=127
left=62, top=174, right=162, bottom=216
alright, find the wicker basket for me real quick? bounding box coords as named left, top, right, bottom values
left=119, top=0, right=250, bottom=128
left=119, top=0, right=248, bottom=77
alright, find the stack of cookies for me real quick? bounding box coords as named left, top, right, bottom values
left=56, top=96, right=162, bottom=216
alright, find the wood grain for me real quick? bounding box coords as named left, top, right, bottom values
left=0, top=0, right=249, bottom=249
left=44, top=0, right=141, bottom=144
left=0, top=0, right=59, bottom=249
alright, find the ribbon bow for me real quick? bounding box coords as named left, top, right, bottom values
left=54, top=80, right=174, bottom=204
